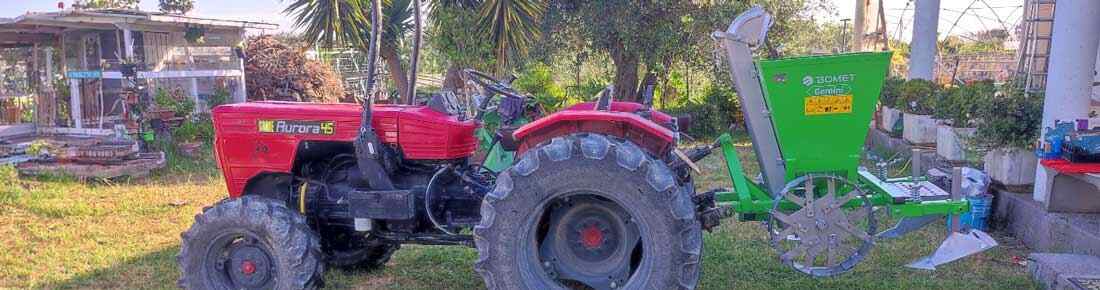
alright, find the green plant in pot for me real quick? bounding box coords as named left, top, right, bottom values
left=898, top=79, right=942, bottom=144
left=975, top=81, right=1043, bottom=186
left=878, top=76, right=905, bottom=134
left=173, top=116, right=215, bottom=158
left=934, top=80, right=995, bottom=162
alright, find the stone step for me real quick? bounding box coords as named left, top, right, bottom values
left=1029, top=253, right=1100, bottom=290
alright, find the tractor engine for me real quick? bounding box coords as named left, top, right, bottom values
left=297, top=151, right=492, bottom=239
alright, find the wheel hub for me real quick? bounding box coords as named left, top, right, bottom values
left=538, top=196, right=640, bottom=289
left=227, top=243, right=274, bottom=288
left=206, top=232, right=277, bottom=290
left=579, top=222, right=606, bottom=250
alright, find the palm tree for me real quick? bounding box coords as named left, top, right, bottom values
left=286, top=0, right=545, bottom=100
left=477, top=0, right=544, bottom=73
left=285, top=0, right=416, bottom=103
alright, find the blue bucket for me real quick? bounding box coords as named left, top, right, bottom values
left=946, top=195, right=993, bottom=231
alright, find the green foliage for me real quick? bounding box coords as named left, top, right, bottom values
left=0, top=165, right=19, bottom=206
left=154, top=88, right=194, bottom=117
left=172, top=116, right=215, bottom=144
left=896, top=79, right=941, bottom=115
left=975, top=82, right=1044, bottom=150
left=513, top=63, right=567, bottom=111
left=158, top=0, right=194, bottom=14
left=284, top=0, right=369, bottom=47
left=934, top=80, right=995, bottom=127
left=26, top=139, right=54, bottom=156
left=428, top=5, right=497, bottom=71
left=477, top=0, right=545, bottom=71
left=880, top=76, right=904, bottom=108
left=666, top=84, right=740, bottom=139
left=207, top=88, right=230, bottom=108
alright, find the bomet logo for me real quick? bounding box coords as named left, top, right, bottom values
left=803, top=74, right=856, bottom=87
left=258, top=120, right=335, bottom=135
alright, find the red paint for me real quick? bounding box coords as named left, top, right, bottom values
left=241, top=260, right=256, bottom=275
left=212, top=101, right=478, bottom=196
left=1040, top=158, right=1100, bottom=174
left=580, top=224, right=604, bottom=249
left=513, top=102, right=675, bottom=157
left=563, top=101, right=674, bottom=125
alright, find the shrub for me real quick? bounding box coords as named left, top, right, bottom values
left=667, top=85, right=741, bottom=139
left=173, top=116, right=215, bottom=144
left=154, top=87, right=195, bottom=116
left=896, top=79, right=941, bottom=115
left=513, top=63, right=567, bottom=112
left=934, top=80, right=995, bottom=127
left=880, top=76, right=904, bottom=108
left=974, top=82, right=1043, bottom=149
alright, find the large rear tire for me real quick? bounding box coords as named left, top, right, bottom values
left=474, top=134, right=703, bottom=290
left=178, top=196, right=325, bottom=290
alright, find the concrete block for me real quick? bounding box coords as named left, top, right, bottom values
left=903, top=113, right=938, bottom=145
left=1028, top=253, right=1100, bottom=290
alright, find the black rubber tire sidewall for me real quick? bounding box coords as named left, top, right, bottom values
left=474, top=134, right=703, bottom=290
left=178, top=196, right=325, bottom=290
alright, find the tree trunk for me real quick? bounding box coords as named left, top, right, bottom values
left=442, top=65, right=465, bottom=92
left=380, top=43, right=411, bottom=103
left=610, top=48, right=639, bottom=102
left=637, top=70, right=658, bottom=105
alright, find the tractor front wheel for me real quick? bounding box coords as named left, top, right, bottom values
left=178, top=196, right=325, bottom=290
left=475, top=134, right=702, bottom=290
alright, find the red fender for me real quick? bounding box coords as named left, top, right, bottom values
left=513, top=102, right=676, bottom=157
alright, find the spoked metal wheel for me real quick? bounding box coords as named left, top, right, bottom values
left=206, top=231, right=278, bottom=290
left=767, top=174, right=876, bottom=277
left=537, top=195, right=641, bottom=289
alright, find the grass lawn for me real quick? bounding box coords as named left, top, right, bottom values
left=0, top=141, right=1038, bottom=289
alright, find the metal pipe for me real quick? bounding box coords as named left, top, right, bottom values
left=909, top=0, right=940, bottom=80
left=364, top=0, right=382, bottom=108
left=406, top=0, right=422, bottom=104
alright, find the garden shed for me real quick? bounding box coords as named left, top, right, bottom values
left=0, top=7, right=275, bottom=176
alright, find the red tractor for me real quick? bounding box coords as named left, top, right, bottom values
left=176, top=1, right=707, bottom=284
left=178, top=71, right=702, bottom=290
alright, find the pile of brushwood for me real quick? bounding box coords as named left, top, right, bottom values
left=244, top=35, right=345, bottom=103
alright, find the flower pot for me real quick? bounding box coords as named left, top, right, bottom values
left=983, top=148, right=1037, bottom=186
left=879, top=106, right=902, bottom=133
left=902, top=113, right=937, bottom=145
left=936, top=125, right=976, bottom=162
left=178, top=142, right=203, bottom=158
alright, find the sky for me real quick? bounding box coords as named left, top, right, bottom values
left=2, top=0, right=1026, bottom=41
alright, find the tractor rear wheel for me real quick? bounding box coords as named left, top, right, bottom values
left=475, top=134, right=702, bottom=290
left=178, top=196, right=325, bottom=290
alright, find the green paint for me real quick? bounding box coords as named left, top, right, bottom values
left=712, top=51, right=970, bottom=223
left=754, top=52, right=892, bottom=181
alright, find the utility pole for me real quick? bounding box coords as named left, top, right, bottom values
left=852, top=0, right=867, bottom=52
left=909, top=0, right=941, bottom=80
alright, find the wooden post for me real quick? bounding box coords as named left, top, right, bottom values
left=70, top=78, right=81, bottom=129
left=235, top=30, right=248, bottom=103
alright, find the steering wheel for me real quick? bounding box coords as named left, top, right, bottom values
left=464, top=69, right=524, bottom=100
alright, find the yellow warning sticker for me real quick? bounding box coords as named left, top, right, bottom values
left=804, top=95, right=853, bottom=116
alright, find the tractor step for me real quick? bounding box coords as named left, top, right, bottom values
left=348, top=189, right=416, bottom=220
